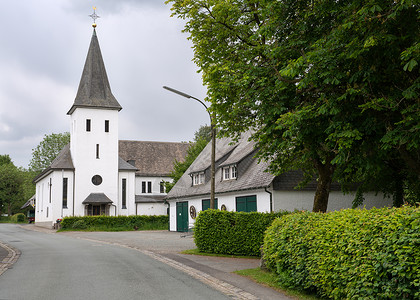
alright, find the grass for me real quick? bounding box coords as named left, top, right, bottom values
left=181, top=248, right=259, bottom=259
left=235, top=268, right=321, bottom=300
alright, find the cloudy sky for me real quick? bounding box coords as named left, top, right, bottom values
left=0, top=0, right=209, bottom=168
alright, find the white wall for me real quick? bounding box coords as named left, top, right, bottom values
left=168, top=189, right=272, bottom=231
left=117, top=171, right=136, bottom=216
left=35, top=170, right=74, bottom=227
left=272, top=190, right=392, bottom=212
left=135, top=176, right=171, bottom=195
left=136, top=203, right=167, bottom=216
left=70, top=107, right=119, bottom=215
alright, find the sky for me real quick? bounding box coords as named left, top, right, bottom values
left=0, top=0, right=209, bottom=168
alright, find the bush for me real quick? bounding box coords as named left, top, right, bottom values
left=263, top=206, right=420, bottom=299
left=11, top=213, right=25, bottom=223
left=194, top=210, right=289, bottom=256
left=61, top=215, right=169, bottom=231
left=72, top=220, right=87, bottom=229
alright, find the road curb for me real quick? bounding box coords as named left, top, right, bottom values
left=0, top=241, right=21, bottom=276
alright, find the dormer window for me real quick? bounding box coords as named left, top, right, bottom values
left=193, top=172, right=205, bottom=185
left=223, top=165, right=237, bottom=181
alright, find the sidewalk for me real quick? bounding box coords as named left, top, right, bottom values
left=19, top=225, right=293, bottom=299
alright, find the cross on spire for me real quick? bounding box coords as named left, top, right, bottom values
left=89, top=6, right=100, bottom=27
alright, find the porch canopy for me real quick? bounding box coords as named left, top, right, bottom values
left=82, top=193, right=113, bottom=205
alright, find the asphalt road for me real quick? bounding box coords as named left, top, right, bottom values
left=0, top=224, right=231, bottom=300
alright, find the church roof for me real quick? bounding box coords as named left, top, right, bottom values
left=67, top=29, right=122, bottom=115
left=33, top=144, right=74, bottom=182
left=118, top=140, right=191, bottom=177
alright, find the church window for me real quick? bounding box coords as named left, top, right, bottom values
left=96, top=144, right=100, bottom=159
left=122, top=179, right=127, bottom=209
left=86, top=119, right=91, bottom=132
left=147, top=181, right=152, bottom=193
left=62, top=178, right=68, bottom=208
left=105, top=120, right=109, bottom=132
left=92, top=175, right=102, bottom=186
left=142, top=181, right=146, bottom=193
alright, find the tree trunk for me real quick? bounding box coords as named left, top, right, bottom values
left=312, top=159, right=334, bottom=213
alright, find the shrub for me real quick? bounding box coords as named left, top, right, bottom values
left=11, top=213, right=25, bottom=223
left=263, top=206, right=420, bottom=299
left=61, top=215, right=169, bottom=231
left=72, top=220, right=87, bottom=229
left=194, top=210, right=289, bottom=256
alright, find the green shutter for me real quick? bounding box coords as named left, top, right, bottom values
left=236, top=195, right=257, bottom=212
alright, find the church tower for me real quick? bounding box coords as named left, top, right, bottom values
left=67, top=23, right=122, bottom=216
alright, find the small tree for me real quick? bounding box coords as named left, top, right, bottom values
left=29, top=132, right=70, bottom=173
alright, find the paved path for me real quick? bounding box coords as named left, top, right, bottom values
left=1, top=224, right=293, bottom=300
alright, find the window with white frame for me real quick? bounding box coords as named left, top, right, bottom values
left=223, top=165, right=237, bottom=180
left=193, top=172, right=205, bottom=185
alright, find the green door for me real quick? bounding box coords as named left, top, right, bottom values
left=236, top=195, right=257, bottom=212
left=176, top=201, right=189, bottom=232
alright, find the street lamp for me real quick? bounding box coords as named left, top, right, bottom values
left=163, top=86, right=216, bottom=209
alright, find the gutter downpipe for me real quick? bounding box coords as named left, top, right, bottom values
left=265, top=186, right=273, bottom=212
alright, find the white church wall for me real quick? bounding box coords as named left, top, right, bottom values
left=118, top=171, right=136, bottom=216
left=70, top=108, right=119, bottom=215
left=135, top=176, right=171, bottom=196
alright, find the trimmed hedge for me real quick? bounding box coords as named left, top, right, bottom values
left=263, top=206, right=420, bottom=299
left=61, top=215, right=169, bottom=230
left=194, top=210, right=289, bottom=256
left=11, top=213, right=25, bottom=223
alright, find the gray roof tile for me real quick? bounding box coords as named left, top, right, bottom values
left=82, top=193, right=113, bottom=204
left=67, top=29, right=121, bottom=115
left=119, top=140, right=190, bottom=176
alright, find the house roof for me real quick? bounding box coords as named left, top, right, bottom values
left=82, top=193, right=113, bottom=204
left=118, top=140, right=190, bottom=177
left=166, top=131, right=276, bottom=200
left=67, top=29, right=122, bottom=115
left=135, top=195, right=166, bottom=203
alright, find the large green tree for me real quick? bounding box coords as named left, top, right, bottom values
left=29, top=132, right=70, bottom=173
left=168, top=0, right=419, bottom=211
left=0, top=162, right=24, bottom=216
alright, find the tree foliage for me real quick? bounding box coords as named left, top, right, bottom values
left=29, top=132, right=70, bottom=173
left=0, top=162, right=24, bottom=216
left=168, top=0, right=420, bottom=211
left=166, top=125, right=211, bottom=192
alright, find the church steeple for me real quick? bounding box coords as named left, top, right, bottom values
left=67, top=28, right=122, bottom=115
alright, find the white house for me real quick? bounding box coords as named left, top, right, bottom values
left=166, top=131, right=392, bottom=232
left=33, top=27, right=189, bottom=228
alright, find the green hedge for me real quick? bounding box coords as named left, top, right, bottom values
left=11, top=213, right=25, bottom=223
left=61, top=215, right=169, bottom=230
left=194, top=210, right=289, bottom=256
left=263, top=206, right=420, bottom=299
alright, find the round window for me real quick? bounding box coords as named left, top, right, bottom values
left=91, top=175, right=102, bottom=186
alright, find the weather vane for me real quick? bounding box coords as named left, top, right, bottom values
left=89, top=6, right=100, bottom=27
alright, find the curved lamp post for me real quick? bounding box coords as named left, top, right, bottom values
left=163, top=86, right=216, bottom=209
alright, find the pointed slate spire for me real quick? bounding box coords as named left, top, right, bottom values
left=67, top=28, right=122, bottom=115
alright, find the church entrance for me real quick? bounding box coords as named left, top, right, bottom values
left=86, top=204, right=109, bottom=216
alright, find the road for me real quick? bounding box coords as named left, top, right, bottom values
left=0, top=224, right=231, bottom=300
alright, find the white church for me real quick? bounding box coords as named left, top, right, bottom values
left=33, top=25, right=189, bottom=228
